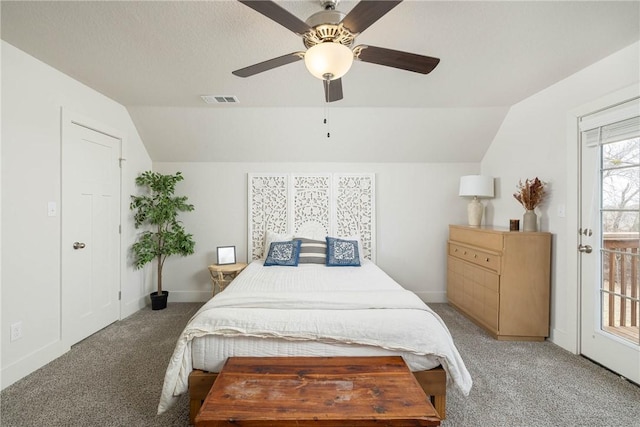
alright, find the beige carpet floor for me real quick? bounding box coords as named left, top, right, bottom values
left=1, top=302, right=638, bottom=426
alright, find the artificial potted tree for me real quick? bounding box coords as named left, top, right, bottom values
left=130, top=171, right=195, bottom=310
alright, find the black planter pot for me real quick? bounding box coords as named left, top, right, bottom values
left=150, top=291, right=169, bottom=310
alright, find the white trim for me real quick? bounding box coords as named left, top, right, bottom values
left=414, top=291, right=448, bottom=304
left=578, top=97, right=640, bottom=132
left=565, top=83, right=640, bottom=355
left=549, top=327, right=574, bottom=352
left=581, top=100, right=640, bottom=148
left=121, top=295, right=148, bottom=319
left=1, top=339, right=69, bottom=389
left=62, top=109, right=123, bottom=141
left=164, top=290, right=212, bottom=303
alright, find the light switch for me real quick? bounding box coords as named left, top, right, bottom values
left=48, top=201, right=57, bottom=217
left=557, top=204, right=565, bottom=218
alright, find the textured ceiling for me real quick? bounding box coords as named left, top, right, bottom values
left=2, top=1, right=639, bottom=162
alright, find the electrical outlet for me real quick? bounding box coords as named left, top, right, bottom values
left=10, top=322, right=23, bottom=341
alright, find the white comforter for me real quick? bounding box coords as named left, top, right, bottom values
left=157, top=261, right=472, bottom=414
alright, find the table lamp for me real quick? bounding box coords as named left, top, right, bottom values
left=459, top=175, right=494, bottom=227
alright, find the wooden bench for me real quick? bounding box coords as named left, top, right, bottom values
left=194, top=356, right=441, bottom=426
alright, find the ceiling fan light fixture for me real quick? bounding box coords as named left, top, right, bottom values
left=304, top=42, right=353, bottom=80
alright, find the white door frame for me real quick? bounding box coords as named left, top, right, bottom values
left=564, top=84, right=640, bottom=354
left=566, top=84, right=639, bottom=360
left=60, top=108, right=124, bottom=345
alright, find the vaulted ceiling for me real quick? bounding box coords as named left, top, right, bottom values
left=2, top=1, right=639, bottom=162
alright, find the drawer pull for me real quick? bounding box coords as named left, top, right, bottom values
left=485, top=258, right=490, bottom=262
left=454, top=248, right=458, bottom=252
left=463, top=251, right=467, bottom=255
left=474, top=254, right=478, bottom=259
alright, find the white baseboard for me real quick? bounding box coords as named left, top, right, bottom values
left=1, top=339, right=69, bottom=390
left=413, top=291, right=447, bottom=303
left=0, top=291, right=205, bottom=391
left=166, top=290, right=211, bottom=303
left=121, top=295, right=148, bottom=319
left=549, top=327, right=578, bottom=354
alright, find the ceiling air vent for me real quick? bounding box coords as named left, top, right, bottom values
left=201, top=95, right=239, bottom=104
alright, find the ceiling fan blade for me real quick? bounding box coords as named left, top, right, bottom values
left=340, top=0, right=403, bottom=35
left=354, top=45, right=440, bottom=74
left=323, top=78, right=344, bottom=103
left=232, top=52, right=304, bottom=77
left=238, top=0, right=311, bottom=35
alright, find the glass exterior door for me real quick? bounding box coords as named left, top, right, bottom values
left=580, top=108, right=639, bottom=385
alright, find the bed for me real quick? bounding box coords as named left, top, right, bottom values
left=157, top=173, right=472, bottom=423
left=158, top=259, right=472, bottom=422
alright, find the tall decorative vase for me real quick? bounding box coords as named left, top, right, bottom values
left=523, top=210, right=537, bottom=232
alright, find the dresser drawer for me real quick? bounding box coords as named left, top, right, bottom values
left=449, top=226, right=503, bottom=252
left=449, top=242, right=501, bottom=273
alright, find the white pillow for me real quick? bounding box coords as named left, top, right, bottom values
left=262, top=230, right=293, bottom=259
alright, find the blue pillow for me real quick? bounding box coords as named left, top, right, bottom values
left=264, top=240, right=301, bottom=266
left=326, top=237, right=361, bottom=267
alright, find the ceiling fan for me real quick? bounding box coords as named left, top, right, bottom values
left=232, top=0, right=440, bottom=103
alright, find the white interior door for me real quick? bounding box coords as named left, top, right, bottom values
left=62, top=120, right=121, bottom=345
left=579, top=99, right=640, bottom=385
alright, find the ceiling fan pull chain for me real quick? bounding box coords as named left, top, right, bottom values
left=324, top=81, right=331, bottom=138
left=325, top=102, right=331, bottom=139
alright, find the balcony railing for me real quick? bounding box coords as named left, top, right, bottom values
left=602, top=233, right=639, bottom=345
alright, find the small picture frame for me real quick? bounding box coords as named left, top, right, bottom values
left=216, top=246, right=236, bottom=265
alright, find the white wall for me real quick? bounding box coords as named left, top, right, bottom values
left=7, top=34, right=634, bottom=393
left=481, top=41, right=640, bottom=352
left=153, top=162, right=479, bottom=303
left=1, top=41, right=152, bottom=389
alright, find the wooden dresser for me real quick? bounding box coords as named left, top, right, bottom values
left=447, top=224, right=551, bottom=341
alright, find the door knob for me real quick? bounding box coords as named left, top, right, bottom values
left=578, top=244, right=592, bottom=254
left=73, top=242, right=86, bottom=250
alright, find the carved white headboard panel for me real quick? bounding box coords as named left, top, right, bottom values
left=292, top=174, right=331, bottom=238
left=334, top=174, right=375, bottom=260
left=247, top=174, right=289, bottom=262
left=248, top=173, right=376, bottom=262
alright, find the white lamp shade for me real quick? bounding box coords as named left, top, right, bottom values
left=459, top=175, right=494, bottom=198
left=304, top=42, right=353, bottom=80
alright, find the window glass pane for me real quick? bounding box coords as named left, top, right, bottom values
left=602, top=211, right=639, bottom=233
left=602, top=138, right=639, bottom=169
left=602, top=168, right=639, bottom=210
left=601, top=138, right=640, bottom=214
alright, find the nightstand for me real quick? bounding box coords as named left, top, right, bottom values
left=207, top=263, right=247, bottom=296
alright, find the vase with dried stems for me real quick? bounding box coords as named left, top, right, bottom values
left=513, top=177, right=546, bottom=232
